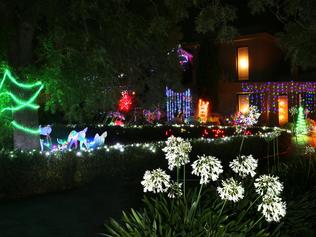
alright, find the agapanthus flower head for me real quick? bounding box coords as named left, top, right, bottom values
left=262, top=130, right=281, bottom=142
left=167, top=181, right=183, bottom=199
left=254, top=175, right=283, bottom=197
left=217, top=177, right=244, bottom=202
left=162, top=136, right=192, bottom=170
left=191, top=155, right=223, bottom=184
left=229, top=155, right=258, bottom=178
left=258, top=195, right=286, bottom=222
left=289, top=106, right=298, bottom=117
left=141, top=168, right=170, bottom=193
left=305, top=145, right=315, bottom=155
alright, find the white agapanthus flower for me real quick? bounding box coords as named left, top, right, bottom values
left=217, top=178, right=244, bottom=202
left=305, top=145, right=315, bottom=155
left=262, top=130, right=282, bottom=142
left=229, top=155, right=258, bottom=178
left=191, top=155, right=223, bottom=184
left=141, top=168, right=170, bottom=193
left=162, top=136, right=192, bottom=170
left=258, top=195, right=286, bottom=222
left=289, top=106, right=297, bottom=117
left=238, top=105, right=261, bottom=126
left=167, top=181, right=183, bottom=199
left=254, top=175, right=284, bottom=197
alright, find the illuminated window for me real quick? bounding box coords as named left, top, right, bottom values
left=237, top=47, right=249, bottom=80
left=278, top=96, right=288, bottom=126
left=238, top=94, right=250, bottom=113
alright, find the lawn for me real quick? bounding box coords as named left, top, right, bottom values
left=0, top=175, right=141, bottom=237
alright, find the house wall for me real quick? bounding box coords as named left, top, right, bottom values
left=218, top=33, right=284, bottom=83
left=218, top=80, right=241, bottom=116
left=216, top=33, right=287, bottom=124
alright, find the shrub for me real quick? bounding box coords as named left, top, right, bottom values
left=0, top=128, right=291, bottom=199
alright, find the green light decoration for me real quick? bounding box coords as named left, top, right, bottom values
left=295, top=106, right=308, bottom=135
left=0, top=91, right=41, bottom=112
left=0, top=69, right=42, bottom=89
left=11, top=121, right=41, bottom=135
left=0, top=68, right=44, bottom=135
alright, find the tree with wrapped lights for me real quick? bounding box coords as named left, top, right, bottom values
left=0, top=68, right=44, bottom=149
left=296, top=106, right=308, bottom=135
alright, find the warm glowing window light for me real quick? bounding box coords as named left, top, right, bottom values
left=237, top=47, right=249, bottom=80
left=238, top=94, right=249, bottom=114
left=198, top=99, right=209, bottom=123
left=278, top=96, right=288, bottom=126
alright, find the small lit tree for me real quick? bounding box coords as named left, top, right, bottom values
left=296, top=106, right=308, bottom=135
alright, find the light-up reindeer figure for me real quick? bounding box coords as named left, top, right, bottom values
left=68, top=127, right=89, bottom=150
left=57, top=127, right=89, bottom=150
left=39, top=125, right=52, bottom=151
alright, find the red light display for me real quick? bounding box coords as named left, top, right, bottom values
left=119, top=91, right=133, bottom=112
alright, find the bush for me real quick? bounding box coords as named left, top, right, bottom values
left=0, top=147, right=163, bottom=199
left=106, top=189, right=271, bottom=237
left=0, top=128, right=291, bottom=199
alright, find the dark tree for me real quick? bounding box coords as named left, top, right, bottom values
left=248, top=0, right=316, bottom=70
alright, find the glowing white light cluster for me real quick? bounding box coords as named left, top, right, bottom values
left=7, top=126, right=288, bottom=159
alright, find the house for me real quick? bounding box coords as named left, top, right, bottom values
left=217, top=32, right=316, bottom=126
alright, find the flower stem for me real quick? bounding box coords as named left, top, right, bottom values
left=308, top=157, right=311, bottom=180
left=237, top=195, right=260, bottom=224
left=267, top=141, right=270, bottom=173
left=248, top=215, right=264, bottom=233
left=276, top=136, right=279, bottom=167
left=216, top=200, right=226, bottom=227
left=188, top=184, right=203, bottom=222
left=239, top=136, right=245, bottom=156
left=183, top=165, right=186, bottom=202
left=273, top=138, right=276, bottom=170
left=197, top=184, right=203, bottom=203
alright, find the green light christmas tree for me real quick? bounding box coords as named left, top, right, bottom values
left=295, top=106, right=308, bottom=135
left=0, top=68, right=44, bottom=135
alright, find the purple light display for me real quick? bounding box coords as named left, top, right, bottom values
left=177, top=47, right=193, bottom=67
left=242, top=82, right=316, bottom=113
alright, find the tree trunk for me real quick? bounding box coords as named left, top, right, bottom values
left=10, top=21, right=40, bottom=150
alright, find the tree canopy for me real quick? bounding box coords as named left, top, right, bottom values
left=248, top=0, right=316, bottom=69
left=1, top=0, right=315, bottom=124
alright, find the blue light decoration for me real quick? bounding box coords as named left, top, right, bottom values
left=304, top=92, right=315, bottom=113
left=166, top=87, right=192, bottom=122
left=242, top=82, right=316, bottom=113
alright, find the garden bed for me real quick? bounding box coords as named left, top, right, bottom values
left=49, top=124, right=285, bottom=144
left=0, top=127, right=291, bottom=199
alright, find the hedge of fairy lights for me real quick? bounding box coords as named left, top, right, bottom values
left=52, top=123, right=283, bottom=146
left=7, top=126, right=290, bottom=158
left=242, top=82, right=316, bottom=113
